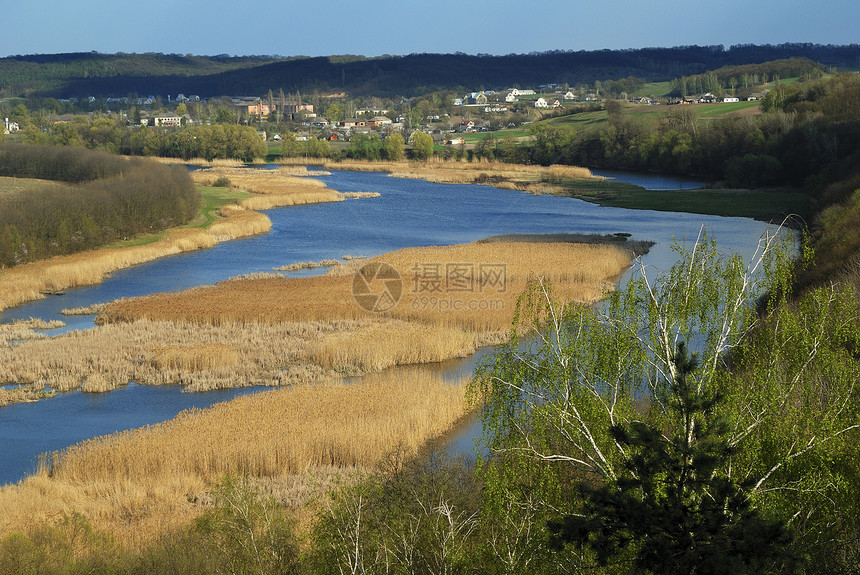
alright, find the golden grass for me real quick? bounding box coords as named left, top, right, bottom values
left=101, top=241, right=633, bottom=334
left=274, top=259, right=342, bottom=272
left=0, top=371, right=470, bottom=548
left=0, top=205, right=271, bottom=312
left=0, top=319, right=335, bottom=394
left=0, top=317, right=65, bottom=345
left=282, top=158, right=598, bottom=193
left=150, top=157, right=247, bottom=168
left=190, top=166, right=344, bottom=210
left=0, top=241, right=633, bottom=399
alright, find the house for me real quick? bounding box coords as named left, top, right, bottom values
left=747, top=92, right=766, bottom=101
left=505, top=93, right=519, bottom=103
left=367, top=116, right=392, bottom=128
left=562, top=91, right=576, bottom=100
left=509, top=88, right=535, bottom=97
left=154, top=114, right=182, bottom=127
left=244, top=102, right=275, bottom=118
left=3, top=118, right=19, bottom=134
left=447, top=137, right=465, bottom=146
left=465, top=92, right=488, bottom=105
left=340, top=118, right=366, bottom=128
left=534, top=98, right=549, bottom=108
left=722, top=97, right=740, bottom=103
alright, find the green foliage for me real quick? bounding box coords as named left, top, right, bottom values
left=308, top=448, right=481, bottom=575
left=470, top=227, right=860, bottom=573
left=345, top=132, right=384, bottom=161
left=0, top=512, right=124, bottom=575
left=408, top=131, right=434, bottom=160
left=212, top=176, right=231, bottom=187
left=548, top=344, right=796, bottom=574
left=193, top=476, right=300, bottom=575
left=384, top=132, right=405, bottom=161
left=0, top=144, right=198, bottom=266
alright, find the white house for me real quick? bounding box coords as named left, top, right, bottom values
left=534, top=98, right=549, bottom=108
left=3, top=118, right=20, bottom=134
left=722, top=97, right=740, bottom=103
left=562, top=91, right=576, bottom=100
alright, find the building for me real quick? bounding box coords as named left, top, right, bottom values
left=154, top=114, right=182, bottom=127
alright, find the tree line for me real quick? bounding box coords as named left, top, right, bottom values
left=5, top=44, right=860, bottom=100
left=474, top=73, right=860, bottom=193
left=0, top=144, right=198, bottom=267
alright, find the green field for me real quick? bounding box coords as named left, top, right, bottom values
left=557, top=178, right=813, bottom=222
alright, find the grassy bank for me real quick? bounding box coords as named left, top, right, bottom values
left=0, top=167, right=349, bottom=312
left=556, top=178, right=814, bottom=221
left=0, top=370, right=471, bottom=549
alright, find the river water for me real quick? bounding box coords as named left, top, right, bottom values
left=0, top=169, right=776, bottom=485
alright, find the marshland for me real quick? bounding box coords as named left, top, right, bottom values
left=0, top=163, right=779, bottom=554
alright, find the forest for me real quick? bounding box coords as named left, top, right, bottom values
left=2, top=44, right=859, bottom=99
left=0, top=145, right=198, bottom=266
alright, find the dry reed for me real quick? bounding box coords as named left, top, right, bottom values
left=274, top=259, right=342, bottom=272
left=0, top=206, right=271, bottom=312
left=0, top=371, right=470, bottom=548
left=0, top=242, right=633, bottom=402
left=101, top=242, right=633, bottom=334
left=285, top=158, right=597, bottom=193
left=190, top=167, right=345, bottom=210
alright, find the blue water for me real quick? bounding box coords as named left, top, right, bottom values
left=591, top=169, right=709, bottom=190
left=0, top=170, right=776, bottom=485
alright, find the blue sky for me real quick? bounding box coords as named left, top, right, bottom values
left=2, top=0, right=857, bottom=58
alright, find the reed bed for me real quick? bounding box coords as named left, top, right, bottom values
left=151, top=157, right=247, bottom=168
left=101, top=241, right=633, bottom=334
left=275, top=259, right=342, bottom=272
left=0, top=205, right=271, bottom=312
left=0, top=317, right=65, bottom=345
left=0, top=318, right=339, bottom=394
left=0, top=242, right=632, bottom=401
left=288, top=158, right=597, bottom=191
left=0, top=371, right=470, bottom=548
left=190, top=167, right=344, bottom=210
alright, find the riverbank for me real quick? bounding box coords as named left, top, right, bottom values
left=0, top=240, right=638, bottom=405
left=0, top=166, right=348, bottom=313
left=279, top=157, right=812, bottom=222
left=0, top=237, right=640, bottom=548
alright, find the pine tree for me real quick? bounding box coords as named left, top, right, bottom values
left=548, top=343, right=796, bottom=574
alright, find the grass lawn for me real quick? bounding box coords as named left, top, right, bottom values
left=558, top=178, right=814, bottom=222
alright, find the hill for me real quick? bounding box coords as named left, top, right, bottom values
left=2, top=44, right=858, bottom=99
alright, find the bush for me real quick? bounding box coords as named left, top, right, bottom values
left=0, top=144, right=199, bottom=267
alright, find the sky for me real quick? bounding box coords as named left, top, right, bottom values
left=2, top=0, right=858, bottom=58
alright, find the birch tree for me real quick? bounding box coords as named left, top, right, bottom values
left=470, top=225, right=860, bottom=571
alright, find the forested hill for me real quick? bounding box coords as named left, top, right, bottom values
left=2, top=44, right=859, bottom=99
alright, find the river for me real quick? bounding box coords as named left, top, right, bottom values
left=0, top=169, right=777, bottom=485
